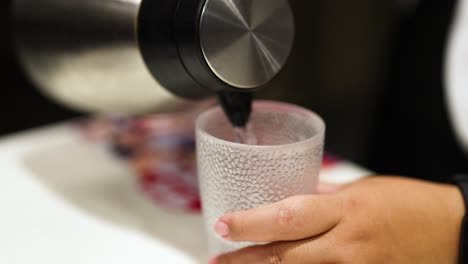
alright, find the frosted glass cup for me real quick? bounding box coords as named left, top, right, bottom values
left=196, top=100, right=326, bottom=255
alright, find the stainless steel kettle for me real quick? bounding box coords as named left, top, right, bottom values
left=12, top=0, right=295, bottom=114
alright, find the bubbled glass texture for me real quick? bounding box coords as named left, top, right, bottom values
left=196, top=101, right=325, bottom=255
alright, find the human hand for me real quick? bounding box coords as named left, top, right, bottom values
left=210, top=176, right=464, bottom=264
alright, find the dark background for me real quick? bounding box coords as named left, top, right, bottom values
left=2, top=0, right=468, bottom=181
left=261, top=0, right=468, bottom=182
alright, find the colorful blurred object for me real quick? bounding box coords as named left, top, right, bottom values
left=77, top=100, right=215, bottom=213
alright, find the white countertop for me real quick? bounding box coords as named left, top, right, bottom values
left=0, top=122, right=370, bottom=264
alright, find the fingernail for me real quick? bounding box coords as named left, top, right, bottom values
left=317, top=182, right=342, bottom=194
left=214, top=220, right=230, bottom=238
left=208, top=256, right=218, bottom=264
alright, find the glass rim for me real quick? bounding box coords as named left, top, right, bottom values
left=196, top=100, right=326, bottom=149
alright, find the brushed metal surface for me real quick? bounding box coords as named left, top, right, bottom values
left=200, top=0, right=295, bottom=89
left=12, top=0, right=186, bottom=114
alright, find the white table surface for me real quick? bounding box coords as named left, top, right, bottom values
left=0, top=122, right=370, bottom=264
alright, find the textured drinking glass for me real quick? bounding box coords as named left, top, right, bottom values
left=196, top=100, right=326, bottom=255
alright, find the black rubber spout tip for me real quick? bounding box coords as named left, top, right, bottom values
left=217, top=91, right=254, bottom=128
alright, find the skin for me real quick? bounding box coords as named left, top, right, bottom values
left=210, top=176, right=465, bottom=264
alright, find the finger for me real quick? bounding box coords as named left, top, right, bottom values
left=215, top=194, right=343, bottom=242
left=212, top=234, right=337, bottom=264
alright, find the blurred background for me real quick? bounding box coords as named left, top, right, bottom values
left=1, top=0, right=467, bottom=182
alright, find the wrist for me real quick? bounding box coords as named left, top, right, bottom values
left=445, top=184, right=465, bottom=224
left=445, top=181, right=467, bottom=263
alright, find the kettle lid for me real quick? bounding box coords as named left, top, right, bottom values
left=199, top=0, right=295, bottom=89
